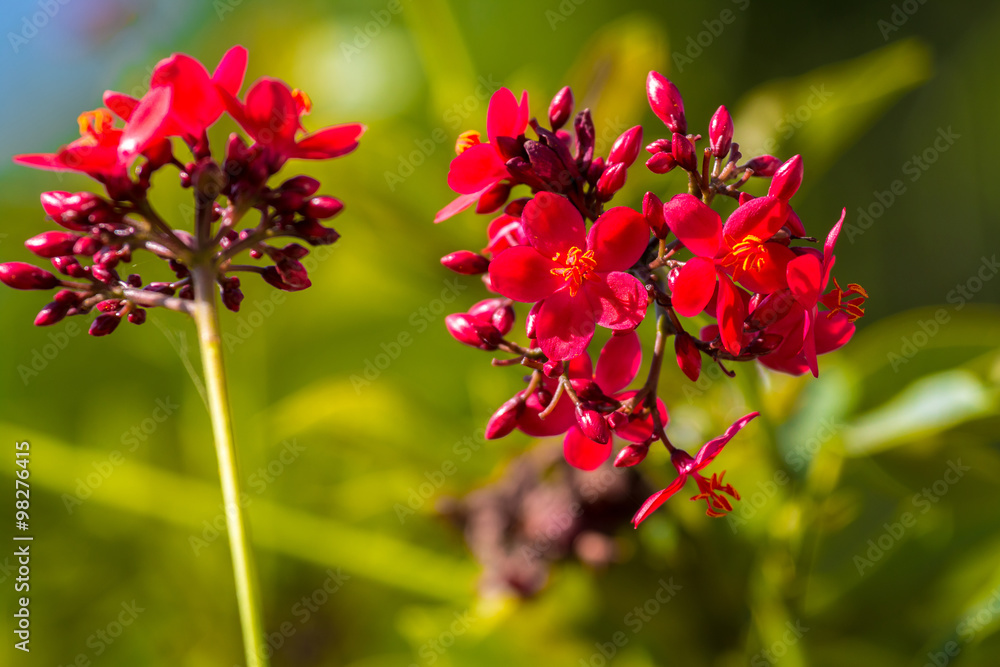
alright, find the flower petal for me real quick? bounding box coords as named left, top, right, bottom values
left=243, top=77, right=298, bottom=145
left=663, top=194, right=723, bottom=258
left=536, top=288, right=598, bottom=360
left=563, top=426, right=612, bottom=471
left=595, top=330, right=642, bottom=394
left=293, top=123, right=367, bottom=160
left=716, top=271, right=747, bottom=356
left=435, top=190, right=490, bottom=223
left=587, top=206, right=650, bottom=272
left=632, top=475, right=688, bottom=527
left=723, top=195, right=789, bottom=241
left=212, top=45, right=248, bottom=96
left=486, top=88, right=527, bottom=144
left=671, top=256, right=717, bottom=317
left=118, top=86, right=173, bottom=159
left=103, top=91, right=139, bottom=121
left=693, top=412, right=759, bottom=469
left=446, top=143, right=506, bottom=195
left=587, top=272, right=649, bottom=331
left=815, top=310, right=855, bottom=354
left=489, top=246, right=562, bottom=302
left=521, top=192, right=586, bottom=258
left=787, top=253, right=823, bottom=307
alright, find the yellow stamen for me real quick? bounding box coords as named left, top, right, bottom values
left=77, top=109, right=114, bottom=138
left=550, top=246, right=598, bottom=297
left=724, top=234, right=768, bottom=274
left=292, top=88, right=312, bottom=115
left=455, top=130, right=481, bottom=155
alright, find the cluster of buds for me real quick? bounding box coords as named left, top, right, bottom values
left=437, top=73, right=868, bottom=526
left=2, top=46, right=363, bottom=335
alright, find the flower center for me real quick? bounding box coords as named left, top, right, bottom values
left=723, top=234, right=768, bottom=274
left=292, top=88, right=312, bottom=116
left=820, top=278, right=868, bottom=322
left=690, top=471, right=740, bottom=518
left=77, top=109, right=115, bottom=141
left=455, top=130, right=481, bottom=155
left=550, top=246, right=598, bottom=296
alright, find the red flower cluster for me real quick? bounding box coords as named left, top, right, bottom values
left=436, top=73, right=867, bottom=526
left=3, top=46, right=364, bottom=334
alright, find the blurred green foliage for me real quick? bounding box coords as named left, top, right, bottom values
left=0, top=0, right=998, bottom=665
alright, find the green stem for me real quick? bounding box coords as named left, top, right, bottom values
left=191, top=263, right=269, bottom=667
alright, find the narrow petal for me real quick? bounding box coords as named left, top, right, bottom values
left=488, top=246, right=562, bottom=302
left=446, top=143, right=506, bottom=195
left=12, top=153, right=66, bottom=171
left=716, top=271, right=746, bottom=356
left=212, top=45, right=248, bottom=95
left=632, top=475, right=688, bottom=527
left=671, top=257, right=717, bottom=317
left=802, top=308, right=819, bottom=377
left=435, top=190, right=488, bottom=223
left=663, top=194, right=722, bottom=258
left=563, top=426, right=612, bottom=471
left=293, top=123, right=367, bottom=160
left=595, top=330, right=642, bottom=394
left=536, top=289, right=598, bottom=361
left=824, top=208, right=847, bottom=266
left=521, top=192, right=586, bottom=258
left=590, top=272, right=649, bottom=331
left=787, top=253, right=823, bottom=307
left=693, top=412, right=759, bottom=469
left=587, top=206, right=650, bottom=272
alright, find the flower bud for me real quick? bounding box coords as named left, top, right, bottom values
left=96, top=299, right=123, bottom=313
left=543, top=360, right=564, bottom=378
left=595, top=162, right=627, bottom=201
left=608, top=126, right=643, bottom=168
left=646, top=152, right=676, bottom=174
left=293, top=219, right=340, bottom=246
left=709, top=105, right=734, bottom=158
left=34, top=301, right=70, bottom=327
left=671, top=133, right=697, bottom=172
left=440, top=250, right=490, bottom=275
left=586, top=156, right=605, bottom=184
left=51, top=256, right=86, bottom=277
left=645, top=138, right=671, bottom=154
left=145, top=282, right=176, bottom=296
left=90, top=265, right=117, bottom=285
left=642, top=192, right=668, bottom=238
left=25, top=231, right=80, bottom=258
left=476, top=181, right=511, bottom=214
left=744, top=155, right=782, bottom=177
left=127, top=308, right=147, bottom=325
left=606, top=411, right=628, bottom=430
left=614, top=443, right=649, bottom=468
left=485, top=395, right=526, bottom=439
left=40, top=191, right=91, bottom=231
left=767, top=155, right=803, bottom=201
left=747, top=332, right=783, bottom=355
left=646, top=71, right=686, bottom=134
left=575, top=406, right=611, bottom=445
left=525, top=301, right=542, bottom=340
left=0, top=262, right=60, bottom=290
left=445, top=313, right=493, bottom=350
left=127, top=274, right=142, bottom=288
left=89, top=314, right=121, bottom=337
left=548, top=86, right=574, bottom=131
left=674, top=332, right=702, bottom=382
left=745, top=289, right=795, bottom=332
left=504, top=198, right=530, bottom=217
left=491, top=304, right=515, bottom=335
left=53, top=289, right=81, bottom=305
left=280, top=175, right=321, bottom=196
left=303, top=196, right=343, bottom=219
left=72, top=236, right=103, bottom=257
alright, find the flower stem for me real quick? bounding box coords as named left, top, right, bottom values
left=191, top=263, right=269, bottom=667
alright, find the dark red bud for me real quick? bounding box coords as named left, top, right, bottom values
left=25, top=231, right=80, bottom=258
left=608, top=126, right=643, bottom=168
left=485, top=395, right=526, bottom=439
left=40, top=191, right=91, bottom=231
left=642, top=192, right=668, bottom=238
left=96, top=299, right=123, bottom=313
left=274, top=258, right=312, bottom=290
left=127, top=274, right=142, bottom=288
left=51, top=256, right=86, bottom=277
left=441, top=250, right=490, bottom=275
left=145, top=282, right=176, bottom=296
left=543, top=360, right=565, bottom=378
left=747, top=333, right=784, bottom=355
left=89, top=314, right=121, bottom=337
left=708, top=105, right=734, bottom=159
left=127, top=308, right=147, bottom=325
left=596, top=162, right=627, bottom=201
left=745, top=289, right=795, bottom=332
left=90, top=265, right=117, bottom=285
left=72, top=236, right=103, bottom=257
left=280, top=175, right=321, bottom=196
left=222, top=285, right=244, bottom=312
left=53, top=289, right=81, bottom=305
left=0, top=262, right=60, bottom=290
left=504, top=198, right=530, bottom=217
left=475, top=181, right=511, bottom=214
left=674, top=332, right=702, bottom=382
left=646, top=71, right=686, bottom=134
left=491, top=305, right=515, bottom=335
left=744, top=155, right=782, bottom=177
left=646, top=152, right=677, bottom=174
left=575, top=406, right=611, bottom=445
left=548, top=86, right=574, bottom=131
left=34, top=301, right=70, bottom=326
left=768, top=155, right=803, bottom=200
left=293, top=219, right=340, bottom=246
left=614, top=443, right=649, bottom=467
left=671, top=133, right=697, bottom=172
left=303, top=196, right=343, bottom=219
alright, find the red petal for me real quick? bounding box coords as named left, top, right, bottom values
left=446, top=143, right=506, bottom=195
left=716, top=271, right=746, bottom=356
left=723, top=195, right=789, bottom=241
left=736, top=242, right=796, bottom=293
left=815, top=310, right=854, bottom=354
left=12, top=153, right=65, bottom=171
left=293, top=123, right=367, bottom=160
left=663, top=194, right=722, bottom=258
left=671, top=257, right=717, bottom=317
left=823, top=208, right=847, bottom=269
left=595, top=330, right=642, bottom=394
left=518, top=389, right=576, bottom=437
left=614, top=390, right=669, bottom=443
left=674, top=332, right=702, bottom=381
left=563, top=426, right=612, bottom=471
left=802, top=308, right=819, bottom=377
left=151, top=53, right=220, bottom=133
left=118, top=86, right=172, bottom=159
left=488, top=246, right=562, bottom=302
left=632, top=475, right=688, bottom=527
left=243, top=77, right=298, bottom=144
left=486, top=88, right=527, bottom=144
left=693, top=412, right=758, bottom=469
left=435, top=190, right=488, bottom=223
left=536, top=289, right=598, bottom=361
left=787, top=253, right=823, bottom=307
left=212, top=45, right=248, bottom=95
left=103, top=91, right=139, bottom=121
left=590, top=272, right=648, bottom=331
left=521, top=192, right=586, bottom=258
left=587, top=206, right=649, bottom=272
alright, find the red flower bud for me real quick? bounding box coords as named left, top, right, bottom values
left=89, top=314, right=121, bottom=337
left=275, top=258, right=311, bottom=290
left=127, top=308, right=147, bottom=325
left=475, top=181, right=511, bottom=214
left=614, top=443, right=649, bottom=468
left=72, top=236, right=102, bottom=257
left=525, top=301, right=542, bottom=340
left=504, top=197, right=530, bottom=217
left=53, top=289, right=81, bottom=305
left=445, top=313, right=495, bottom=350
left=96, top=299, right=123, bottom=313
left=25, top=231, right=80, bottom=258
left=646, top=138, right=671, bottom=154
left=90, top=265, right=117, bottom=285
left=293, top=219, right=340, bottom=245
left=491, top=304, right=515, bottom=335
left=40, top=191, right=91, bottom=231
left=279, top=175, right=321, bottom=196
left=543, top=360, right=565, bottom=378
left=606, top=411, right=628, bottom=430
left=0, top=262, right=60, bottom=290
left=674, top=332, right=702, bottom=382
left=646, top=152, right=677, bottom=174
left=646, top=71, right=686, bottom=134
left=744, top=155, right=782, bottom=177
left=768, top=155, right=803, bottom=201
left=587, top=156, right=606, bottom=184
left=486, top=395, right=526, bottom=439
left=303, top=196, right=343, bottom=219
left=440, top=250, right=490, bottom=275
left=548, top=86, right=574, bottom=131
left=709, top=105, right=734, bottom=159
left=608, top=126, right=643, bottom=168
left=747, top=333, right=783, bottom=355
left=671, top=133, right=697, bottom=172
left=596, top=162, right=627, bottom=201
left=34, top=301, right=70, bottom=327
left=642, top=192, right=668, bottom=238
left=575, top=406, right=611, bottom=445
left=51, top=256, right=86, bottom=277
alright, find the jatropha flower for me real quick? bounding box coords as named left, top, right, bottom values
left=2, top=46, right=364, bottom=667
left=435, top=72, right=867, bottom=526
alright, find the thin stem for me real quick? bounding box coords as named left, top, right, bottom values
left=191, top=263, right=269, bottom=667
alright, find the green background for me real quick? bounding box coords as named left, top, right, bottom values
left=1, top=0, right=999, bottom=665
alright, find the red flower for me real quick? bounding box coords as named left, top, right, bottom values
left=117, top=45, right=249, bottom=158
left=631, top=412, right=758, bottom=526
left=489, top=193, right=649, bottom=360
left=219, top=77, right=366, bottom=170
left=436, top=88, right=530, bottom=223
left=13, top=109, right=127, bottom=181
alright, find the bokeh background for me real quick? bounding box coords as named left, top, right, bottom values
left=2, top=0, right=999, bottom=665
